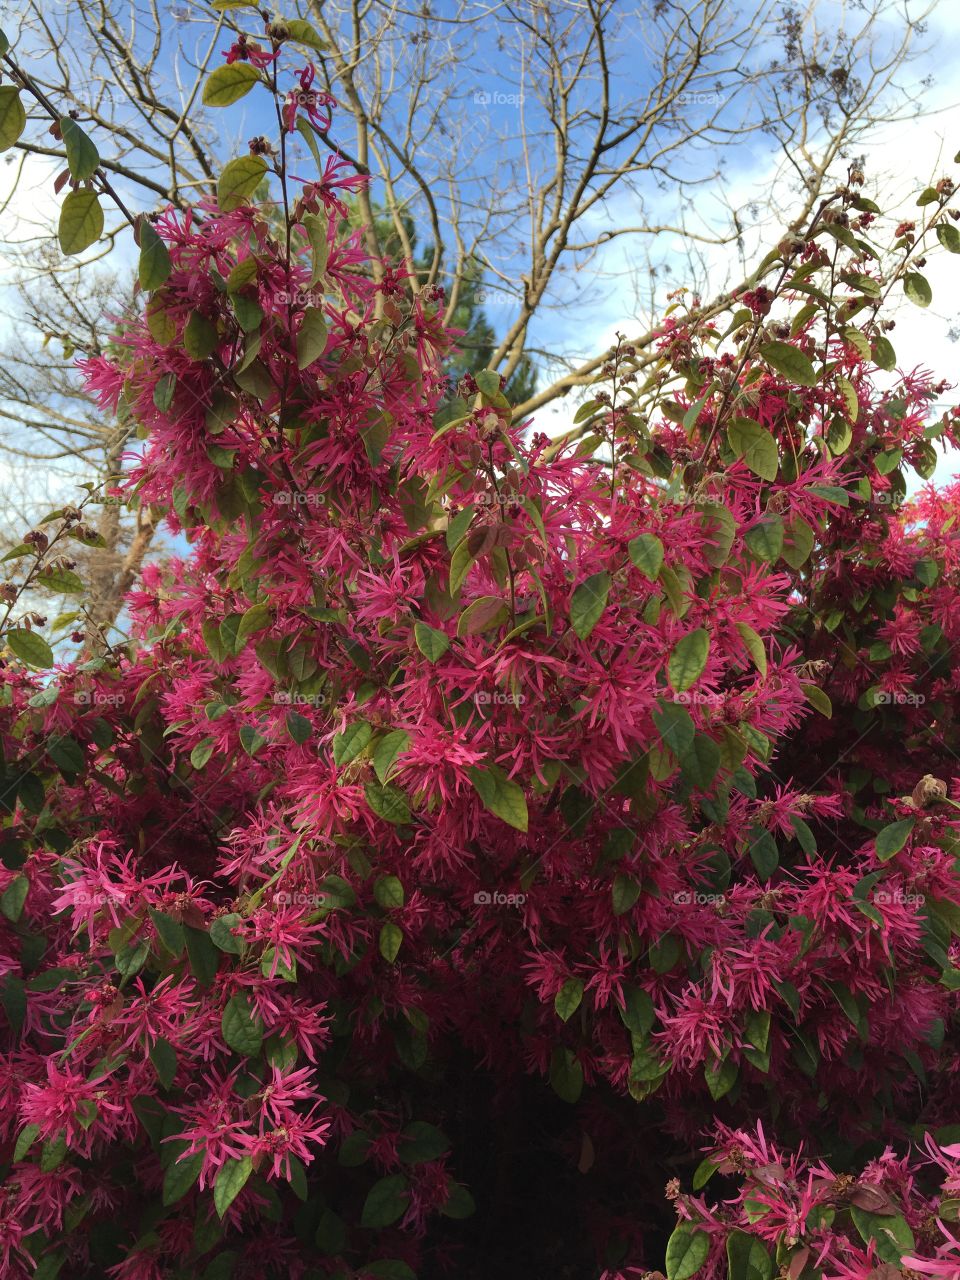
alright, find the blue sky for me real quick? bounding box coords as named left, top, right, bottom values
left=3, top=0, right=960, bottom=495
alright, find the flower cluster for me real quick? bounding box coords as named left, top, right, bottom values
left=1, top=23, right=960, bottom=1280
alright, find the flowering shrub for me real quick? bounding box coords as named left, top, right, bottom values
left=1, top=12, right=960, bottom=1280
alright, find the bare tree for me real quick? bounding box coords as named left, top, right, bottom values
left=0, top=0, right=937, bottom=463
left=0, top=254, right=155, bottom=635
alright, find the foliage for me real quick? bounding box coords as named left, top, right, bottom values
left=1, top=13, right=960, bottom=1280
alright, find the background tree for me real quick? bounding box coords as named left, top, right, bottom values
left=0, top=0, right=940, bottom=626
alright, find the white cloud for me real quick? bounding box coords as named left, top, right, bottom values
left=529, top=67, right=960, bottom=493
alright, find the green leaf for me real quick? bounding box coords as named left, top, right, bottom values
left=138, top=220, right=171, bottom=290
left=153, top=371, right=176, bottom=413
left=238, top=724, right=265, bottom=756
left=915, top=557, right=939, bottom=586
left=668, top=628, right=710, bottom=693
left=184, top=310, right=218, bottom=359
left=664, top=1223, right=710, bottom=1280
left=697, top=503, right=737, bottom=567
left=0, top=975, right=25, bottom=1037
left=47, top=735, right=86, bottom=774
left=58, top=189, right=104, bottom=255
left=875, top=817, right=915, bottom=861
left=203, top=63, right=261, bottom=107
left=361, top=1174, right=410, bottom=1228
left=618, top=987, right=655, bottom=1035
left=40, top=1133, right=67, bottom=1172
left=217, top=155, right=267, bottom=214
left=748, top=827, right=779, bottom=881
left=727, top=418, right=779, bottom=481
left=149, top=1036, right=178, bottom=1089
left=184, top=924, right=220, bottom=986
left=0, top=879, right=26, bottom=927
left=790, top=815, right=817, bottom=855
left=236, top=603, right=271, bottom=644
left=850, top=1207, right=915, bottom=1264
left=115, top=939, right=148, bottom=978
left=374, top=875, right=405, bottom=909
left=190, top=739, right=216, bottom=770
left=302, top=212, right=329, bottom=286
left=628, top=533, right=664, bottom=580
left=448, top=538, right=477, bottom=596
left=692, top=1157, right=719, bottom=1191
left=414, top=621, right=450, bottom=662
left=802, top=683, right=832, bottom=718
left=903, top=272, right=932, bottom=307
left=807, top=483, right=849, bottom=507
left=39, top=567, right=84, bottom=594
left=13, top=1123, right=40, bottom=1163
left=201, top=618, right=228, bottom=664
left=1, top=543, right=33, bottom=563
left=163, top=1151, right=203, bottom=1206
left=549, top=1047, right=583, bottom=1103
left=653, top=700, right=695, bottom=755
left=286, top=711, right=312, bottom=744
left=468, top=764, right=528, bottom=832
left=726, top=1230, right=775, bottom=1280
left=872, top=335, right=896, bottom=371
left=285, top=18, right=329, bottom=49
left=315, top=1207, right=347, bottom=1253
left=379, top=921, right=403, bottom=963
left=781, top=515, right=814, bottom=569
left=441, top=1182, right=477, bottom=1219
left=365, top=782, right=411, bottom=825
left=612, top=873, right=642, bottom=915
left=398, top=1121, right=449, bottom=1165
left=760, top=340, right=817, bottom=386
left=736, top=622, right=767, bottom=677
left=445, top=504, right=475, bottom=550
left=475, top=368, right=503, bottom=399
left=0, top=86, right=26, bottom=151
left=150, top=909, right=185, bottom=955
left=209, top=913, right=243, bottom=953
left=457, top=595, right=509, bottom=636
left=333, top=720, right=372, bottom=766
left=214, top=1156, right=252, bottom=1217
left=59, top=116, right=99, bottom=180
left=221, top=995, right=263, bottom=1057
left=5, top=628, right=54, bottom=668
left=554, top=977, right=584, bottom=1021
left=937, top=223, right=960, bottom=254
left=297, top=307, right=328, bottom=368
left=744, top=515, right=784, bottom=563
left=680, top=733, right=721, bottom=790
left=570, top=571, right=611, bottom=641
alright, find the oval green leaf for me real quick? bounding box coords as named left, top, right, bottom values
left=668, top=628, right=710, bottom=693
